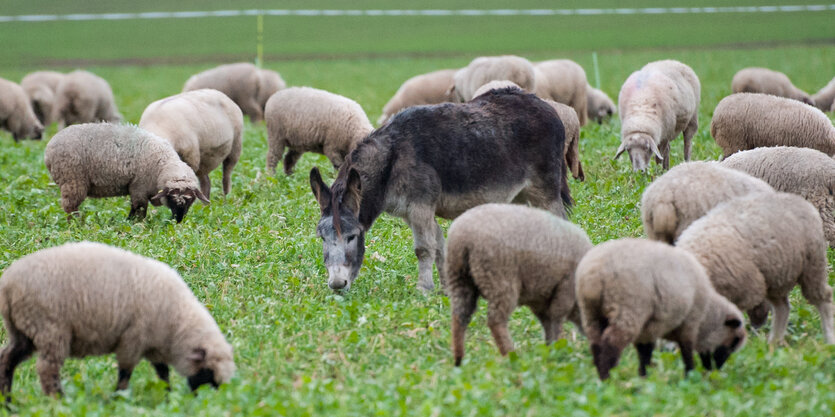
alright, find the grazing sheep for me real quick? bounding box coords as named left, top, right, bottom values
left=139, top=89, right=243, bottom=199
left=377, top=69, right=456, bottom=125
left=0, top=77, right=43, bottom=141
left=616, top=59, right=701, bottom=171
left=20, top=70, right=64, bottom=125
left=721, top=146, right=835, bottom=248
left=0, top=241, right=235, bottom=397
left=731, top=67, right=814, bottom=105
left=265, top=86, right=373, bottom=175
left=182, top=62, right=285, bottom=122
left=812, top=77, right=835, bottom=112
left=710, top=93, right=835, bottom=157
left=445, top=204, right=592, bottom=365
left=575, top=238, right=746, bottom=380
left=641, top=161, right=774, bottom=244
left=534, top=59, right=589, bottom=126
left=587, top=86, right=616, bottom=124
left=471, top=80, right=521, bottom=98
left=677, top=192, right=835, bottom=345
left=44, top=123, right=209, bottom=223
left=451, top=55, right=536, bottom=102
left=52, top=70, right=122, bottom=126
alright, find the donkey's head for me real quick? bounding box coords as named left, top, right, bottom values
left=310, top=167, right=365, bottom=291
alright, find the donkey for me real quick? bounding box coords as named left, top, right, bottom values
left=309, top=88, right=572, bottom=293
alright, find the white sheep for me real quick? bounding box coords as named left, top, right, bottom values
left=20, top=70, right=64, bottom=125
left=52, top=70, right=122, bottom=127
left=139, top=89, right=243, bottom=199
left=445, top=204, right=592, bottom=365
left=576, top=238, right=746, bottom=380
left=183, top=62, right=286, bottom=122
left=0, top=241, right=235, bottom=396
left=721, top=146, right=835, bottom=248
left=616, top=59, right=700, bottom=171
left=377, top=69, right=456, bottom=126
left=586, top=86, right=616, bottom=124
left=265, top=86, right=373, bottom=175
left=451, top=55, right=536, bottom=102
left=641, top=161, right=774, bottom=244
left=534, top=59, right=589, bottom=126
left=677, top=192, right=835, bottom=345
left=812, top=77, right=835, bottom=112
left=0, top=77, right=43, bottom=141
left=710, top=93, right=835, bottom=158
left=731, top=67, right=814, bottom=105
left=44, top=123, right=209, bottom=223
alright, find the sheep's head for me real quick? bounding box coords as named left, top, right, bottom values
left=615, top=133, right=661, bottom=172
left=697, top=301, right=747, bottom=371
left=185, top=339, right=236, bottom=391
left=8, top=107, right=44, bottom=141
left=310, top=166, right=365, bottom=291
left=150, top=186, right=209, bottom=223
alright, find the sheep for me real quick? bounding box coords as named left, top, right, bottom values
left=812, top=77, right=835, bottom=112
left=20, top=70, right=64, bottom=125
left=710, top=93, right=835, bottom=158
left=616, top=59, right=701, bottom=171
left=0, top=241, right=235, bottom=397
left=44, top=123, right=209, bottom=223
left=731, top=67, right=814, bottom=105
left=52, top=70, right=122, bottom=127
left=721, top=146, right=835, bottom=248
left=534, top=59, right=589, bottom=126
left=182, top=62, right=286, bottom=122
left=575, top=238, right=746, bottom=380
left=451, top=55, right=536, bottom=102
left=473, top=81, right=584, bottom=181
left=139, top=89, right=243, bottom=199
left=0, top=77, right=43, bottom=141
left=641, top=161, right=774, bottom=244
left=265, top=86, right=373, bottom=175
left=377, top=69, right=456, bottom=126
left=676, top=192, right=835, bottom=345
left=445, top=204, right=593, bottom=365
left=587, top=86, right=616, bottom=124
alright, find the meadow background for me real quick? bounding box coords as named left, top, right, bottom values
left=0, top=1, right=834, bottom=415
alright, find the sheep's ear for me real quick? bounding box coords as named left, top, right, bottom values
left=193, top=188, right=210, bottom=204
left=310, top=167, right=332, bottom=213
left=341, top=168, right=362, bottom=215
left=150, top=188, right=169, bottom=206
left=649, top=140, right=663, bottom=160
left=724, top=316, right=743, bottom=329
left=188, top=348, right=207, bottom=364
left=614, top=142, right=627, bottom=160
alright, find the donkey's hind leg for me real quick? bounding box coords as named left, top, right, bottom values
left=406, top=206, right=441, bottom=293
left=523, top=176, right=567, bottom=219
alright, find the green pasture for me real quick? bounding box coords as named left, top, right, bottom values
left=1, top=3, right=835, bottom=416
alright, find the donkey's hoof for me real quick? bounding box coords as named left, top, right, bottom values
left=417, top=283, right=435, bottom=294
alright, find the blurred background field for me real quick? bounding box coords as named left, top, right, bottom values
left=0, top=1, right=834, bottom=416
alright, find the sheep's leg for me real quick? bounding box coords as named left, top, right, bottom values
left=635, top=342, right=654, bottom=377
left=683, top=114, right=698, bottom=161
left=747, top=302, right=771, bottom=329
left=487, top=303, right=514, bottom=356
left=33, top=332, right=69, bottom=397
left=0, top=331, right=34, bottom=397
left=659, top=141, right=671, bottom=170
left=323, top=146, right=346, bottom=172
left=677, top=340, right=696, bottom=376
left=699, top=352, right=713, bottom=370
left=266, top=139, right=285, bottom=175
left=283, top=150, right=302, bottom=176
left=533, top=310, right=562, bottom=344
left=198, top=172, right=212, bottom=200
left=433, top=223, right=446, bottom=291
left=116, top=368, right=134, bottom=391
left=152, top=363, right=171, bottom=388
left=797, top=261, right=835, bottom=344
left=241, top=98, right=263, bottom=123
left=815, top=301, right=835, bottom=344
left=538, top=280, right=575, bottom=343
left=128, top=196, right=148, bottom=221
left=406, top=208, right=441, bottom=293
left=767, top=296, right=791, bottom=344
left=221, top=156, right=238, bottom=196
left=450, top=284, right=478, bottom=367
left=60, top=183, right=87, bottom=220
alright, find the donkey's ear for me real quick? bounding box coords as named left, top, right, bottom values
left=310, top=167, right=332, bottom=212
left=342, top=168, right=362, bottom=215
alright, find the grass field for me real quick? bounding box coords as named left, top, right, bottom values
left=1, top=2, right=835, bottom=416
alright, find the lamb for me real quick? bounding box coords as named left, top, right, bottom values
left=265, top=86, right=373, bottom=175
left=710, top=93, right=835, bottom=157
left=0, top=241, right=235, bottom=397
left=676, top=192, right=835, bottom=345
left=451, top=55, right=536, bottom=102
left=377, top=69, right=456, bottom=125
left=445, top=204, right=592, bottom=366
left=616, top=59, right=701, bottom=171
left=587, top=86, right=616, bottom=124
left=812, top=77, right=835, bottom=112
left=20, top=70, right=64, bottom=125
left=731, top=67, right=814, bottom=105
left=182, top=62, right=286, bottom=122
left=721, top=146, right=835, bottom=248
left=44, top=123, right=209, bottom=223
left=139, top=89, right=243, bottom=199
left=52, top=70, right=122, bottom=126
left=473, top=81, right=584, bottom=181
left=575, top=238, right=746, bottom=380
left=0, top=77, right=43, bottom=141
left=641, top=161, right=774, bottom=244
left=534, top=59, right=589, bottom=126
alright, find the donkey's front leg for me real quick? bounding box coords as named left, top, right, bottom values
left=407, top=207, right=441, bottom=293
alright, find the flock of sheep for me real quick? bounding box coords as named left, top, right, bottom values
left=0, top=53, right=834, bottom=398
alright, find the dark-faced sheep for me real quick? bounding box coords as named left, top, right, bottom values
left=0, top=241, right=235, bottom=397
left=445, top=204, right=592, bottom=365
left=378, top=69, right=456, bottom=125
left=52, top=70, right=122, bottom=127
left=0, top=77, right=43, bottom=141
left=182, top=62, right=286, bottom=122
left=20, top=70, right=64, bottom=125
left=575, top=238, right=746, bottom=380
left=587, top=86, right=616, bottom=124
left=731, top=67, right=814, bottom=105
